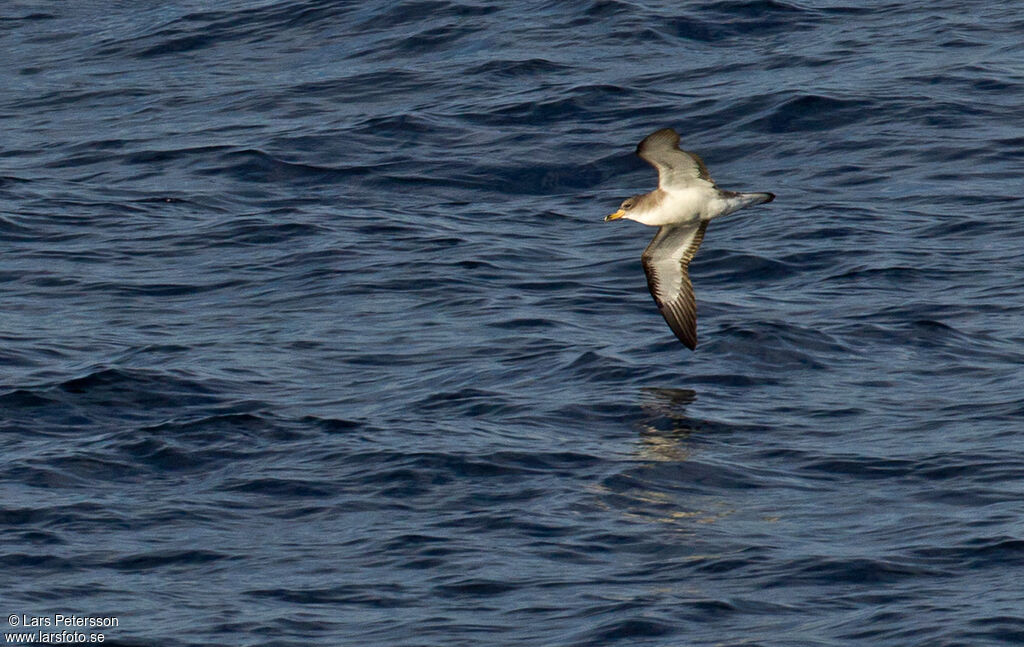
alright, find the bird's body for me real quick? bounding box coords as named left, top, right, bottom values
left=605, top=128, right=775, bottom=350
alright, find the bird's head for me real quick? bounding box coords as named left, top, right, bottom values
left=605, top=195, right=642, bottom=222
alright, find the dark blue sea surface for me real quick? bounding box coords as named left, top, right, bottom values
left=3, top=1, right=1024, bottom=645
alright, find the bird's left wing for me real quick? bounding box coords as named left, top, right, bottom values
left=641, top=220, right=709, bottom=350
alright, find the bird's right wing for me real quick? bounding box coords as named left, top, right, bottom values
left=641, top=220, right=709, bottom=350
left=636, top=128, right=714, bottom=190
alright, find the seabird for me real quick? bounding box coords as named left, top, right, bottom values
left=605, top=128, right=775, bottom=350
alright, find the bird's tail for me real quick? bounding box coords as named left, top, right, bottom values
left=713, top=191, right=775, bottom=219
left=735, top=191, right=775, bottom=207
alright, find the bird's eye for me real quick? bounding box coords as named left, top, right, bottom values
left=623, top=200, right=634, bottom=209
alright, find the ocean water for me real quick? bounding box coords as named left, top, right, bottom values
left=3, top=1, right=1024, bottom=645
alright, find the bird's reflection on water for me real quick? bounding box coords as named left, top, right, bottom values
left=589, top=386, right=735, bottom=529
left=634, top=387, right=701, bottom=462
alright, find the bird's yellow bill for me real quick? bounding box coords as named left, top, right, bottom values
left=605, top=209, right=626, bottom=221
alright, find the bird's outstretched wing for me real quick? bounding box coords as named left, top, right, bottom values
left=636, top=128, right=714, bottom=190
left=641, top=220, right=709, bottom=350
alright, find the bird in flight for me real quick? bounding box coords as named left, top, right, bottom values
left=605, top=128, right=775, bottom=350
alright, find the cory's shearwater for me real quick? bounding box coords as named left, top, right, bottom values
left=605, top=128, right=775, bottom=350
